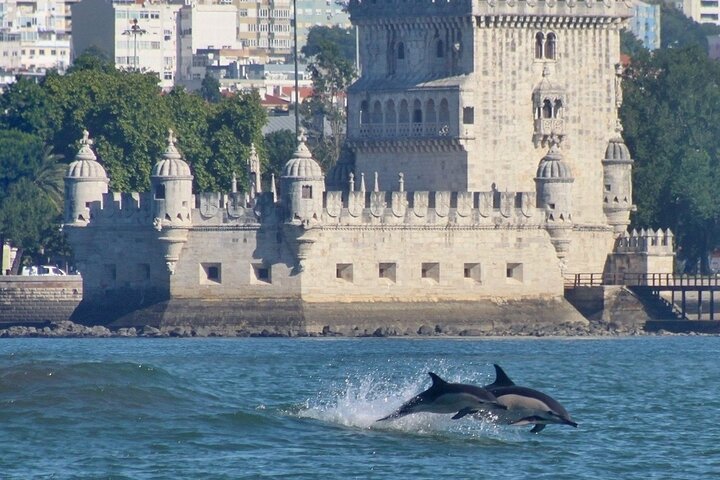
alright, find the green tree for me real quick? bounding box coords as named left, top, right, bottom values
left=67, top=46, right=115, bottom=74
left=660, top=4, right=720, bottom=51
left=301, top=40, right=356, bottom=169
left=200, top=73, right=222, bottom=103
left=302, top=26, right=357, bottom=64
left=0, top=77, right=60, bottom=143
left=621, top=45, right=720, bottom=272
left=0, top=130, right=66, bottom=272
left=205, top=90, right=268, bottom=192
left=263, top=129, right=297, bottom=181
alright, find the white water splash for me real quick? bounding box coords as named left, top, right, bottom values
left=294, top=373, right=514, bottom=440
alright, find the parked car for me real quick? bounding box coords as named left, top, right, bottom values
left=21, top=265, right=67, bottom=276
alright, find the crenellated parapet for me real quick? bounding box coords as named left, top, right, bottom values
left=321, top=188, right=541, bottom=227
left=614, top=229, right=674, bottom=256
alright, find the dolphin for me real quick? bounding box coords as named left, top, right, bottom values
left=377, top=372, right=506, bottom=422
left=455, top=364, right=578, bottom=433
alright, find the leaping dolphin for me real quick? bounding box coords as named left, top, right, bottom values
left=455, top=364, right=578, bottom=433
left=377, top=372, right=506, bottom=422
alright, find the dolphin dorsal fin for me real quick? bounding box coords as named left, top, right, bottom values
left=490, top=364, right=515, bottom=388
left=428, top=372, right=448, bottom=388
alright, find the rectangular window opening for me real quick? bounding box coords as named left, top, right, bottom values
left=200, top=262, right=222, bottom=284
left=421, top=262, right=440, bottom=283
left=464, top=263, right=482, bottom=284
left=506, top=262, right=523, bottom=284
left=252, top=264, right=271, bottom=284
left=336, top=263, right=353, bottom=282
left=378, top=262, right=397, bottom=283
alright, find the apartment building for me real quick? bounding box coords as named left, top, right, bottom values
left=0, top=0, right=79, bottom=74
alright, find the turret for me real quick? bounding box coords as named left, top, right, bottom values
left=602, top=134, right=634, bottom=234
left=151, top=129, right=193, bottom=227
left=64, top=130, right=109, bottom=225
left=150, top=129, right=193, bottom=275
left=535, top=143, right=574, bottom=261
left=281, top=134, right=325, bottom=224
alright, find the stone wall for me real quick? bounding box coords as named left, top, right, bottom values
left=0, top=276, right=82, bottom=325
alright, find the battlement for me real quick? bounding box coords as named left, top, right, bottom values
left=614, top=229, right=674, bottom=255
left=349, top=0, right=633, bottom=22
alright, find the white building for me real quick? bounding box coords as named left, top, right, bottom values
left=71, top=0, right=182, bottom=90
left=0, top=0, right=77, bottom=74
left=680, top=0, right=720, bottom=25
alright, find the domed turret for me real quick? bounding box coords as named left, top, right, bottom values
left=535, top=143, right=574, bottom=261
left=602, top=135, right=634, bottom=234
left=151, top=129, right=193, bottom=226
left=281, top=134, right=325, bottom=223
left=64, top=130, right=109, bottom=224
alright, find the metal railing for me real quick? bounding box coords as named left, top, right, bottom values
left=565, top=273, right=720, bottom=288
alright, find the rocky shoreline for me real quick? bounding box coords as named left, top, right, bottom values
left=0, top=319, right=703, bottom=338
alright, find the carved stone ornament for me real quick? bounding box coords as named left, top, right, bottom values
left=527, top=0, right=536, bottom=6
left=478, top=192, right=492, bottom=217
left=546, top=0, right=556, bottom=7
left=413, top=192, right=429, bottom=217
left=370, top=192, right=386, bottom=217
left=326, top=191, right=343, bottom=218
left=456, top=192, right=473, bottom=217
left=506, top=0, right=515, bottom=6
left=520, top=192, right=534, bottom=217
left=200, top=197, right=219, bottom=218
left=487, top=0, right=496, bottom=7
left=227, top=193, right=245, bottom=219
left=500, top=192, right=513, bottom=218
left=435, top=191, right=451, bottom=218
left=567, top=0, right=576, bottom=7
left=391, top=191, right=407, bottom=217
left=348, top=191, right=364, bottom=217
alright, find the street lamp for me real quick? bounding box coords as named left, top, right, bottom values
left=122, top=18, right=147, bottom=70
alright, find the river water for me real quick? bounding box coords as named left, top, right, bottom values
left=1, top=336, right=718, bottom=479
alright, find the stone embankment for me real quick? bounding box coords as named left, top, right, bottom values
left=0, top=318, right=663, bottom=338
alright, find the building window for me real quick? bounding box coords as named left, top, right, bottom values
left=379, top=262, right=397, bottom=283
left=506, top=262, right=523, bottom=283
left=436, top=39, right=444, bottom=58
left=252, top=264, right=271, bottom=284
left=154, top=184, right=165, bottom=199
left=464, top=263, right=482, bottom=284
left=200, top=263, right=222, bottom=284
left=535, top=32, right=557, bottom=60
left=137, top=263, right=150, bottom=281
left=463, top=107, right=474, bottom=125
left=397, top=42, right=405, bottom=60
left=302, top=185, right=312, bottom=199
left=421, top=262, right=440, bottom=283
left=336, top=263, right=353, bottom=282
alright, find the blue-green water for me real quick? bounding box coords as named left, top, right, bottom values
left=1, top=337, right=719, bottom=479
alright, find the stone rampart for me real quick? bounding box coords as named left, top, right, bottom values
left=0, top=276, right=82, bottom=325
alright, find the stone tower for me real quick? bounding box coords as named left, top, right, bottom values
left=64, top=130, right=108, bottom=225
left=150, top=129, right=194, bottom=274
left=281, top=135, right=325, bottom=224
left=535, top=142, right=574, bottom=261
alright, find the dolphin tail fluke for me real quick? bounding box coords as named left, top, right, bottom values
left=530, top=424, right=546, bottom=434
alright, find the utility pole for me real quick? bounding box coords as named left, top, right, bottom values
left=292, top=0, right=300, bottom=140
left=122, top=19, right=147, bottom=70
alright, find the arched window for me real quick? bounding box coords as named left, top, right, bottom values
left=412, top=99, right=423, bottom=123
left=385, top=100, right=397, bottom=124
left=399, top=100, right=409, bottom=123
left=545, top=33, right=557, bottom=60
left=542, top=99, right=552, bottom=119
left=439, top=99, right=450, bottom=123
left=535, top=32, right=544, bottom=59
left=553, top=99, right=563, bottom=118
left=360, top=100, right=369, bottom=124
left=372, top=100, right=383, bottom=124
left=398, top=42, right=405, bottom=60
left=426, top=99, right=437, bottom=124
left=436, top=40, right=444, bottom=58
